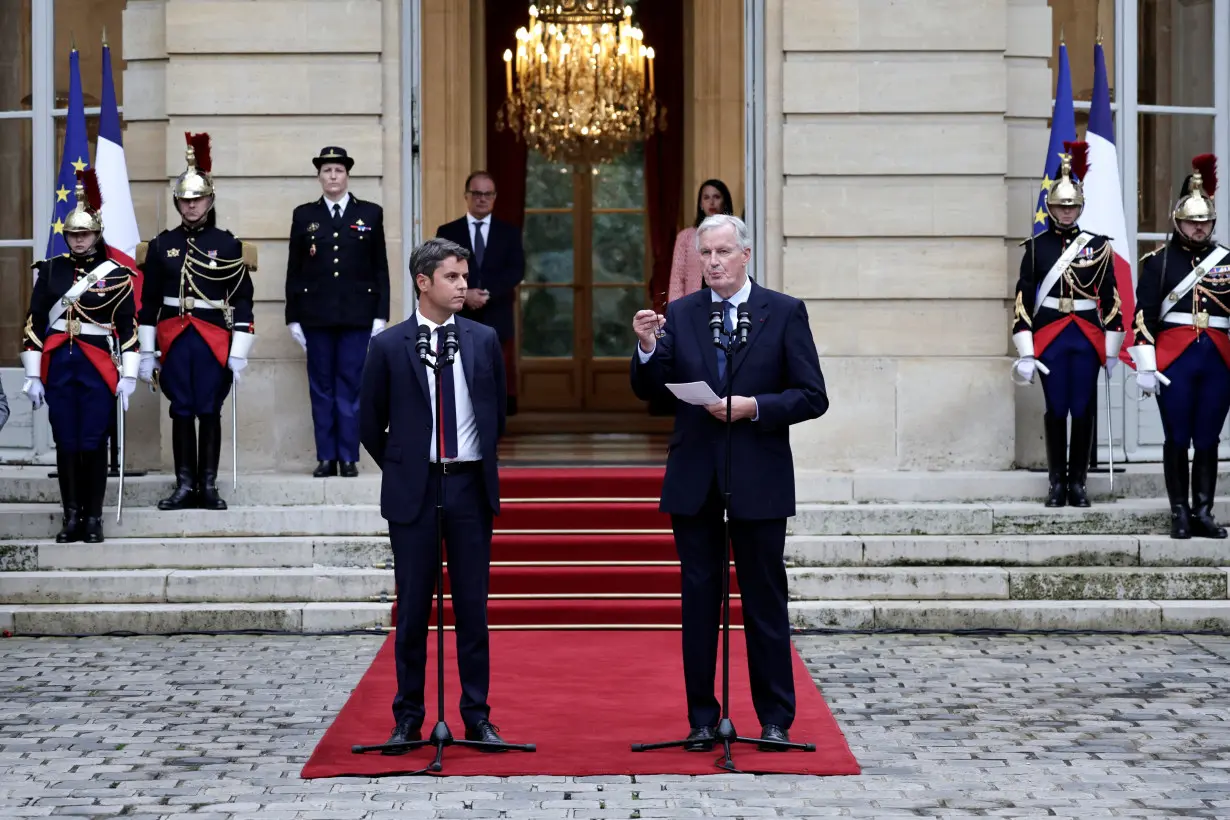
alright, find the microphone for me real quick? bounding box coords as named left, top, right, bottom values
left=442, top=326, right=459, bottom=365
left=415, top=324, right=432, bottom=361
left=709, top=305, right=725, bottom=349
left=736, top=304, right=751, bottom=347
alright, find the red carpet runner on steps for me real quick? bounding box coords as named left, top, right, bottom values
left=301, top=630, right=861, bottom=777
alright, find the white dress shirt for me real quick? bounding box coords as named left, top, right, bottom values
left=467, top=214, right=489, bottom=256
left=324, top=192, right=351, bottom=218
left=416, top=310, right=481, bottom=462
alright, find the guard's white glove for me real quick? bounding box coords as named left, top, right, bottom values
left=138, top=352, right=158, bottom=383
left=229, top=356, right=247, bottom=384
left=1136, top=370, right=1159, bottom=397
left=116, top=376, right=136, bottom=411
left=288, top=322, right=307, bottom=352
left=1012, top=356, right=1037, bottom=384
left=1105, top=357, right=1119, bottom=377
left=371, top=319, right=387, bottom=337
left=22, top=378, right=45, bottom=410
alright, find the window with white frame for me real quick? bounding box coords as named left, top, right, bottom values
left=0, top=1, right=127, bottom=367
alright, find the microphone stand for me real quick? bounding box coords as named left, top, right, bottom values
left=632, top=304, right=815, bottom=771
left=352, top=325, right=534, bottom=769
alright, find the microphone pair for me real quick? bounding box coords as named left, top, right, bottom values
left=415, top=324, right=459, bottom=365
left=709, top=303, right=752, bottom=348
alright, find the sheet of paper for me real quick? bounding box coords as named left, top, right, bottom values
left=666, top=381, right=721, bottom=406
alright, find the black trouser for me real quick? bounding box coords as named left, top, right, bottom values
left=388, top=468, right=493, bottom=729
left=671, top=481, right=795, bottom=730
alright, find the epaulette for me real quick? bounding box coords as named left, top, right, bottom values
left=241, top=241, right=258, bottom=271
left=135, top=241, right=149, bottom=266
left=1139, top=246, right=1163, bottom=264
left=1017, top=234, right=1037, bottom=247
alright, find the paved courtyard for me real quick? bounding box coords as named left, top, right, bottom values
left=1, top=631, right=1229, bottom=818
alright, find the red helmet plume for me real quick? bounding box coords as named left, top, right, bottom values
left=1193, top=153, right=1217, bottom=198
left=185, top=132, right=212, bottom=174
left=76, top=168, right=104, bottom=212
left=1063, top=140, right=1090, bottom=181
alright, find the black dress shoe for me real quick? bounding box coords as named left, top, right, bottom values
left=339, top=461, right=359, bottom=478
left=683, top=724, right=716, bottom=752
left=381, top=722, right=421, bottom=755
left=758, top=724, right=790, bottom=751
left=82, top=516, right=104, bottom=544
left=313, top=460, right=338, bottom=478
left=464, top=719, right=507, bottom=751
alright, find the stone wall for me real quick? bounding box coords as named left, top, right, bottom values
left=769, top=0, right=1053, bottom=470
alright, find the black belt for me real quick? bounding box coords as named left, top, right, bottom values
left=428, top=461, right=482, bottom=475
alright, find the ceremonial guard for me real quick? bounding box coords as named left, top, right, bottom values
left=20, top=170, right=139, bottom=543
left=1012, top=141, right=1125, bottom=508
left=1129, top=154, right=1229, bottom=540
left=136, top=133, right=256, bottom=511
left=285, top=146, right=389, bottom=478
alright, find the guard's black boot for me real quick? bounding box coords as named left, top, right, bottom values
left=1164, top=442, right=1192, bottom=540
left=1043, top=412, right=1068, bottom=507
left=81, top=447, right=108, bottom=543
left=1066, top=413, right=1095, bottom=508
left=1190, top=447, right=1227, bottom=539
left=158, top=417, right=198, bottom=510
left=54, top=449, right=81, bottom=543
left=197, top=414, right=228, bottom=511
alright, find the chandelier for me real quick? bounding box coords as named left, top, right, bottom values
left=496, top=2, right=664, bottom=164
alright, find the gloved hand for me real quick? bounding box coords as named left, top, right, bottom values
left=288, top=322, right=307, bottom=352
left=371, top=319, right=387, bottom=337
left=1012, top=356, right=1037, bottom=384
left=22, top=378, right=45, bottom=410
left=138, top=352, right=158, bottom=383
left=229, top=355, right=247, bottom=384
left=1105, top=357, right=1119, bottom=377
left=1136, top=370, right=1159, bottom=397
left=116, top=376, right=136, bottom=411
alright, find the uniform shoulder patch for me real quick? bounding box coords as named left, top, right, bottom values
left=136, top=241, right=149, bottom=266
left=242, top=241, right=258, bottom=271
left=1139, top=246, right=1163, bottom=263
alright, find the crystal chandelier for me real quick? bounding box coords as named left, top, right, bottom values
left=497, top=2, right=664, bottom=164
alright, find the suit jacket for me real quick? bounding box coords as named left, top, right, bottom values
left=359, top=315, right=507, bottom=524
left=435, top=216, right=525, bottom=342
left=286, top=196, right=390, bottom=328
left=630, top=281, right=828, bottom=520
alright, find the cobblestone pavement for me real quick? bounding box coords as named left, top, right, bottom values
left=2, top=632, right=1229, bottom=819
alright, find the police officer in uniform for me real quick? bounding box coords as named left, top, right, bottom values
left=21, top=170, right=140, bottom=543
left=136, top=133, right=257, bottom=511
left=285, top=146, right=389, bottom=478
left=1129, top=154, right=1229, bottom=540
left=1011, top=141, right=1125, bottom=508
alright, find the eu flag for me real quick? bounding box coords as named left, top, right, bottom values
left=1032, top=42, right=1077, bottom=236
left=46, top=48, right=90, bottom=259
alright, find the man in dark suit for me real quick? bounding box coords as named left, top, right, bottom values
left=287, top=146, right=390, bottom=478
left=435, top=171, right=524, bottom=414
left=359, top=237, right=508, bottom=750
left=630, top=214, right=828, bottom=752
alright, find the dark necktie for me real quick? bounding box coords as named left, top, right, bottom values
left=332, top=203, right=342, bottom=224
left=473, top=220, right=486, bottom=271
left=715, top=300, right=734, bottom=382
left=436, top=329, right=459, bottom=460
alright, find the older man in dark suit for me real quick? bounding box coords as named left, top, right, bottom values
left=435, top=171, right=524, bottom=413
left=630, top=214, right=829, bottom=752
left=360, top=237, right=507, bottom=751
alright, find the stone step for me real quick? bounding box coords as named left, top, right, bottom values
left=0, top=466, right=1214, bottom=506
left=4, top=498, right=1220, bottom=541
left=784, top=534, right=1230, bottom=567
left=6, top=598, right=1230, bottom=636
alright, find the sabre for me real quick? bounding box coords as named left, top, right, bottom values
left=1103, top=367, right=1115, bottom=497
left=115, top=392, right=126, bottom=524
left=232, top=383, right=238, bottom=491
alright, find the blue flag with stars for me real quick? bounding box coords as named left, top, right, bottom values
left=1033, top=42, right=1076, bottom=235
left=46, top=48, right=90, bottom=258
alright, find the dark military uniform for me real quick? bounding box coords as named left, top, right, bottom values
left=1012, top=142, right=1125, bottom=508
left=286, top=148, right=389, bottom=477
left=20, top=176, right=139, bottom=544
left=137, top=132, right=256, bottom=512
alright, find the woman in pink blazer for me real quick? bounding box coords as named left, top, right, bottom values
left=667, top=179, right=735, bottom=303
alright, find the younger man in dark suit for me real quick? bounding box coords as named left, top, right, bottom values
left=436, top=171, right=524, bottom=413
left=359, top=237, right=507, bottom=750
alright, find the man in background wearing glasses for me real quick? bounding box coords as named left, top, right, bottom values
left=436, top=171, right=525, bottom=415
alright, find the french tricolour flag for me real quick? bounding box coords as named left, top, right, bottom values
left=1081, top=42, right=1135, bottom=363
left=96, top=42, right=143, bottom=307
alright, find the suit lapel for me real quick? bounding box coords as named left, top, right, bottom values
left=458, top=320, right=477, bottom=392
left=691, top=297, right=721, bottom=387
left=732, top=284, right=771, bottom=378
left=403, top=326, right=430, bottom=404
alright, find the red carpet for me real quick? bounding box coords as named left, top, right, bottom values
left=499, top=467, right=665, bottom=499
left=301, top=630, right=860, bottom=777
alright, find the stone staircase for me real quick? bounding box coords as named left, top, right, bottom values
left=2, top=467, right=1230, bottom=634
